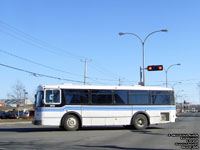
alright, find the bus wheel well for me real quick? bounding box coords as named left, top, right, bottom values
left=60, top=112, right=82, bottom=128
left=132, top=112, right=150, bottom=126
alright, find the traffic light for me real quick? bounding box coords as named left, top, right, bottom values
left=147, top=65, right=163, bottom=71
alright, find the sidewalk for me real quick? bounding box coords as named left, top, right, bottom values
left=0, top=118, right=33, bottom=124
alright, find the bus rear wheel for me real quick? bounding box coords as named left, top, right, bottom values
left=133, top=114, right=148, bottom=130
left=63, top=115, right=79, bottom=131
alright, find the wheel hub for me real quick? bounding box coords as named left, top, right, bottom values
left=67, top=118, right=76, bottom=128
left=137, top=119, right=144, bottom=126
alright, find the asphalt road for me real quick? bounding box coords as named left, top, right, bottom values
left=0, top=113, right=200, bottom=150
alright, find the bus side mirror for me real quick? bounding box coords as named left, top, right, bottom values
left=34, top=94, right=37, bottom=107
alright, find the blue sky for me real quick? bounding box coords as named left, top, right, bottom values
left=0, top=0, right=199, bottom=104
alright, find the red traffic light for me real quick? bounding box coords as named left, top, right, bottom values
left=147, top=65, right=163, bottom=71
left=148, top=66, right=153, bottom=71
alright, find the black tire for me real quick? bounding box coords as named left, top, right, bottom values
left=123, top=125, right=134, bottom=129
left=133, top=114, right=148, bottom=130
left=63, top=115, right=79, bottom=131
left=59, top=126, right=65, bottom=130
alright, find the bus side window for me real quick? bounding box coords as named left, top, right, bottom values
left=91, top=90, right=112, bottom=105
left=114, top=90, right=128, bottom=105
left=151, top=91, right=170, bottom=105
left=171, top=91, right=175, bottom=105
left=63, top=90, right=89, bottom=105
left=129, top=91, right=149, bottom=105
left=45, top=89, right=61, bottom=104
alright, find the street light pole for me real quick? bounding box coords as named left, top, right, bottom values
left=165, top=63, right=181, bottom=87
left=23, top=89, right=28, bottom=118
left=119, top=29, right=168, bottom=86
left=176, top=90, right=184, bottom=113
left=172, top=82, right=182, bottom=89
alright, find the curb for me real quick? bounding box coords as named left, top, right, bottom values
left=0, top=121, right=32, bottom=125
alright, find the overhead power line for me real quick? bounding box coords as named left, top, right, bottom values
left=0, top=49, right=83, bottom=77
left=0, top=21, right=122, bottom=78
left=0, top=63, right=84, bottom=83
left=0, top=49, right=121, bottom=83
left=0, top=20, right=84, bottom=60
left=0, top=21, right=123, bottom=83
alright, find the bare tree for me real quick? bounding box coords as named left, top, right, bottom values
left=7, top=81, right=26, bottom=106
left=7, top=81, right=25, bottom=99
left=6, top=81, right=27, bottom=118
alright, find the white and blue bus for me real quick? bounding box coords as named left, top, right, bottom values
left=33, top=84, right=176, bottom=131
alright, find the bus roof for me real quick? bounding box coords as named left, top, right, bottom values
left=38, top=84, right=173, bottom=91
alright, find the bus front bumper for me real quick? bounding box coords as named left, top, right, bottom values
left=32, top=120, right=42, bottom=125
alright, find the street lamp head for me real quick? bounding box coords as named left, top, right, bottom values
left=119, top=32, right=125, bottom=36
left=160, top=29, right=168, bottom=32
left=177, top=63, right=181, bottom=66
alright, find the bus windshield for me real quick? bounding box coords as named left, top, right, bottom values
left=36, top=91, right=44, bottom=107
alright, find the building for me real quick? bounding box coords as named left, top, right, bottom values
left=0, top=102, right=5, bottom=107
left=25, top=99, right=33, bottom=105
left=176, top=102, right=200, bottom=113
left=2, top=98, right=32, bottom=107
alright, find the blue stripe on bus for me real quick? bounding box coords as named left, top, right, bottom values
left=37, top=106, right=176, bottom=112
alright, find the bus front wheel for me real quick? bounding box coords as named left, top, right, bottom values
left=63, top=115, right=79, bottom=131
left=133, top=114, right=148, bottom=130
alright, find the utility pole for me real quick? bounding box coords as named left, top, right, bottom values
left=198, top=82, right=200, bottom=104
left=81, top=58, right=92, bottom=85
left=118, top=78, right=121, bottom=86
left=118, top=77, right=125, bottom=86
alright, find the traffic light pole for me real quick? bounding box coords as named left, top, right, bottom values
left=142, top=42, right=145, bottom=86
left=139, top=66, right=143, bottom=85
